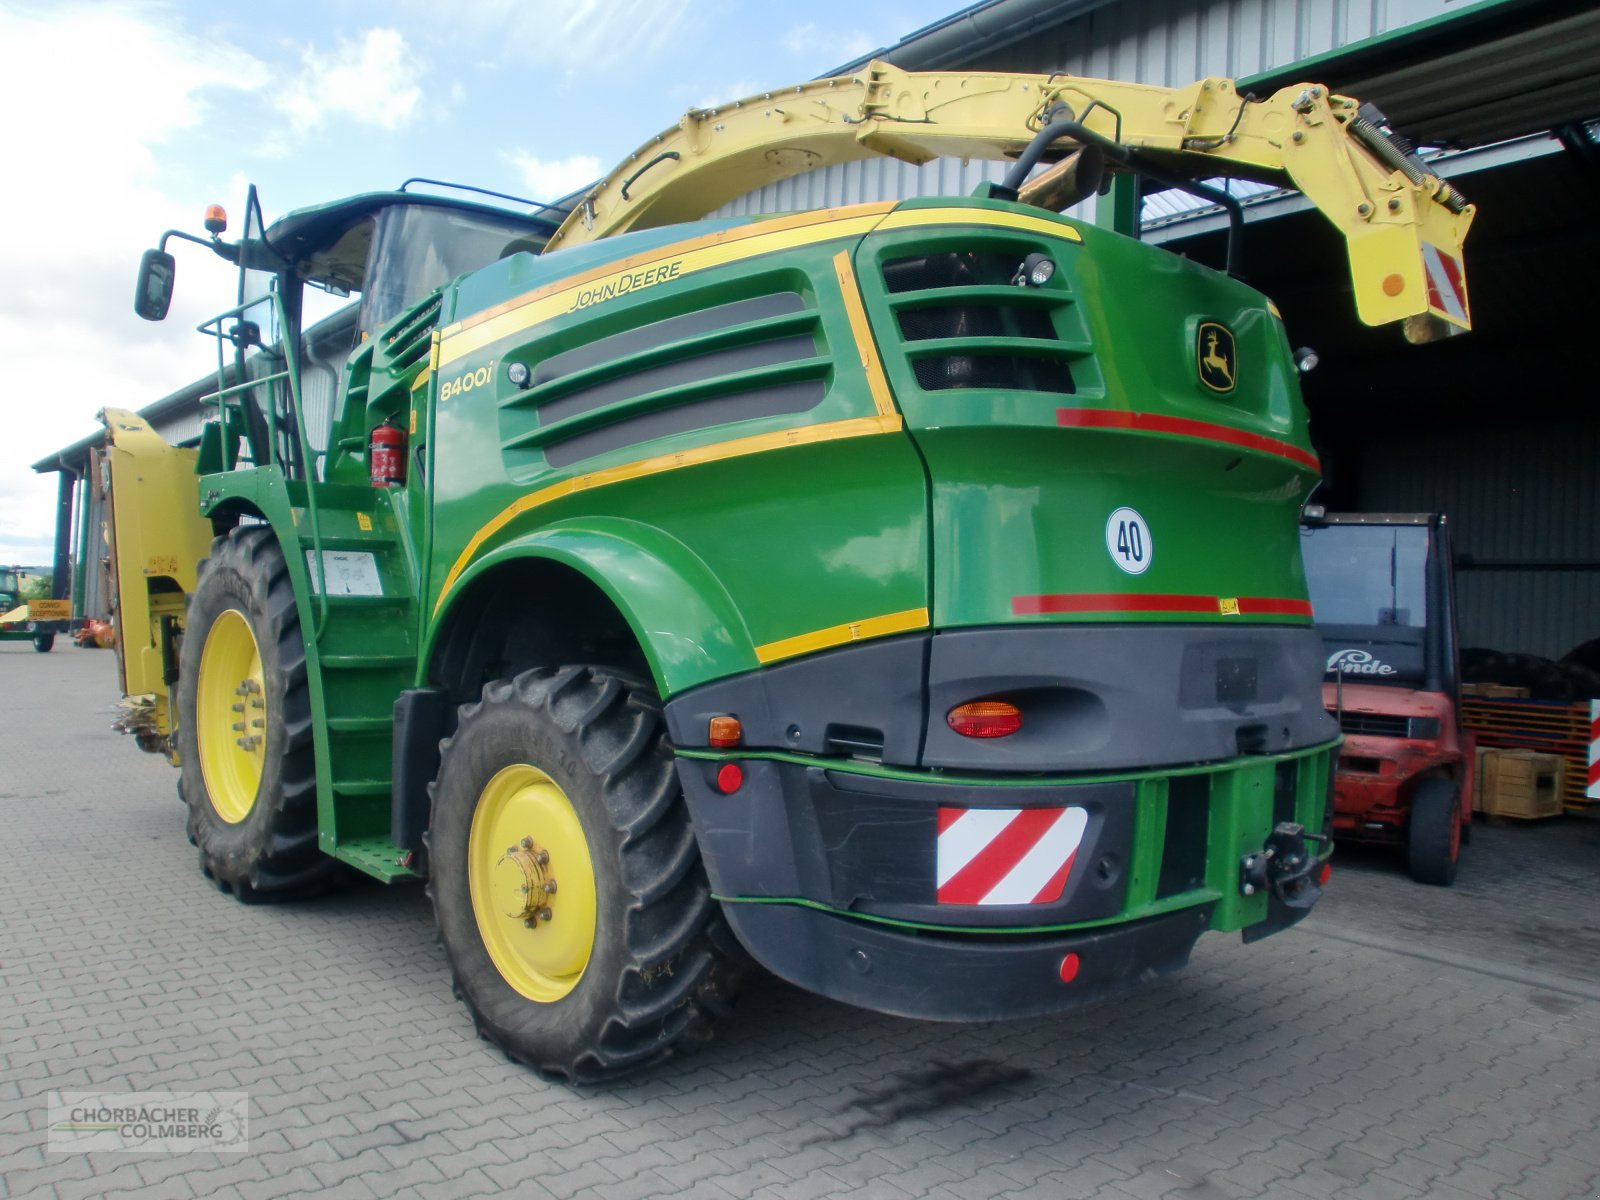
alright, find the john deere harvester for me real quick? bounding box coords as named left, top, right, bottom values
left=110, top=63, right=1474, bottom=1079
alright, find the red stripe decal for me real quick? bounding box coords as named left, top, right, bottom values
left=1237, top=597, right=1316, bottom=616
left=1056, top=408, right=1320, bottom=472
left=936, top=805, right=963, bottom=835
left=1012, top=593, right=1313, bottom=618
left=938, top=808, right=1060, bottom=905
left=1031, top=850, right=1078, bottom=905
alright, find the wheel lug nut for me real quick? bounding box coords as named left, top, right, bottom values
left=543, top=880, right=557, bottom=895
left=537, top=907, right=553, bottom=922
left=520, top=836, right=533, bottom=849
left=534, top=849, right=549, bottom=867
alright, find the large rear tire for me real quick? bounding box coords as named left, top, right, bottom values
left=1407, top=777, right=1461, bottom=887
left=176, top=526, right=332, bottom=902
left=428, top=665, right=743, bottom=1082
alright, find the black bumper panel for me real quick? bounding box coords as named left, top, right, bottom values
left=665, top=623, right=1337, bottom=772
left=679, top=758, right=1136, bottom=927
left=721, top=900, right=1212, bottom=1022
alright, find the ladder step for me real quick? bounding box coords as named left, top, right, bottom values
left=331, top=779, right=390, bottom=797
left=321, top=653, right=413, bottom=669
left=305, top=535, right=392, bottom=552
left=327, top=715, right=392, bottom=734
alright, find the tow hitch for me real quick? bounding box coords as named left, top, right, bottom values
left=1240, top=822, right=1331, bottom=910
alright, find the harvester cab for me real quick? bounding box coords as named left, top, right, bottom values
left=1299, top=511, right=1471, bottom=884
left=135, top=182, right=562, bottom=477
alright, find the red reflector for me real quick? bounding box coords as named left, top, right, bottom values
left=947, top=700, right=1023, bottom=739
left=1058, top=952, right=1081, bottom=983
left=1318, top=862, right=1332, bottom=886
left=715, top=764, right=744, bottom=794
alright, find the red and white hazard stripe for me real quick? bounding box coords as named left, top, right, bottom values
left=1421, top=242, right=1469, bottom=326
left=1588, top=701, right=1599, bottom=801
left=936, top=806, right=1088, bottom=905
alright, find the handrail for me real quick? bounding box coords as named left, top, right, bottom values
left=196, top=292, right=331, bottom=637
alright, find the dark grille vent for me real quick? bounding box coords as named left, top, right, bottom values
left=879, top=244, right=1085, bottom=397
left=897, top=304, right=1056, bottom=342
left=1334, top=710, right=1411, bottom=738
left=882, top=251, right=1021, bottom=292
left=911, top=354, right=1075, bottom=394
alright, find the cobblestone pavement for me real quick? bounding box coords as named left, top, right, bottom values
left=4, top=643, right=1598, bottom=1200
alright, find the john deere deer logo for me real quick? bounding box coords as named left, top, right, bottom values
left=1197, top=321, right=1236, bottom=393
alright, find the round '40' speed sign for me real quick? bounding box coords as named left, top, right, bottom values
left=1105, top=507, right=1153, bottom=575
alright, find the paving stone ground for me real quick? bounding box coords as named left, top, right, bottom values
left=3, top=642, right=1598, bottom=1199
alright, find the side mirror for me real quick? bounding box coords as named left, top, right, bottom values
left=134, top=249, right=176, bottom=321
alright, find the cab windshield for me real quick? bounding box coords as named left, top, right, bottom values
left=0, top=570, right=20, bottom=597
left=1300, top=525, right=1429, bottom=630
left=360, top=205, right=547, bottom=333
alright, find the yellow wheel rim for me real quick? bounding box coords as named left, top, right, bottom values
left=468, top=764, right=597, bottom=1003
left=196, top=609, right=266, bottom=824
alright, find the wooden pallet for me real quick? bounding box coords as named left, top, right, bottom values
left=1461, top=697, right=1595, bottom=816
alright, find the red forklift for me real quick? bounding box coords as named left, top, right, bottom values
left=1299, top=511, right=1473, bottom=885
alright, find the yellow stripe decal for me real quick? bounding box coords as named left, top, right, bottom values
left=411, top=366, right=432, bottom=392
left=876, top=206, right=1084, bottom=242
left=755, top=607, right=930, bottom=665
left=438, top=204, right=898, bottom=369
left=434, top=414, right=904, bottom=614
left=437, top=205, right=1085, bottom=371
left=831, top=250, right=897, bottom=419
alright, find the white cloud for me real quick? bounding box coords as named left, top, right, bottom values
left=276, top=28, right=423, bottom=134
left=500, top=151, right=603, bottom=201
left=0, top=3, right=269, bottom=562
left=400, top=0, right=689, bottom=70
left=782, top=22, right=879, bottom=65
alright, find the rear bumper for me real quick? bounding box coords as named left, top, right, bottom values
left=721, top=900, right=1211, bottom=1022
left=678, top=742, right=1336, bottom=1019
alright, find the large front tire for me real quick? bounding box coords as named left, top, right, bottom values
left=176, top=526, right=332, bottom=902
left=428, top=666, right=743, bottom=1082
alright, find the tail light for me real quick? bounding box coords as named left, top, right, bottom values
left=947, top=700, right=1023, bottom=739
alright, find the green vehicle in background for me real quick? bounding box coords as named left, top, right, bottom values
left=110, top=64, right=1473, bottom=1079
left=0, top=567, right=57, bottom=652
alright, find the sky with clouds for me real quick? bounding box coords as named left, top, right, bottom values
left=0, top=0, right=946, bottom=564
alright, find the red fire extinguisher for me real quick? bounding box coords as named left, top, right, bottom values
left=369, top=421, right=406, bottom=487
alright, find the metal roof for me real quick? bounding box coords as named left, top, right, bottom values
left=1241, top=0, right=1600, bottom=148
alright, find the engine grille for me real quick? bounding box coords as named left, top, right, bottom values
left=1332, top=710, right=1412, bottom=738
left=878, top=246, right=1085, bottom=396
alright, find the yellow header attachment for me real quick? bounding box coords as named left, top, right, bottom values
left=551, top=61, right=1474, bottom=340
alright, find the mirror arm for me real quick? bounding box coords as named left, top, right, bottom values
left=157, top=228, right=240, bottom=264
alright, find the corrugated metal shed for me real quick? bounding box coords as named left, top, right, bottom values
left=722, top=0, right=1511, bottom=219
left=1357, top=417, right=1599, bottom=660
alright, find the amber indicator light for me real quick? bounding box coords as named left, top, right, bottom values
left=708, top=715, right=742, bottom=748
